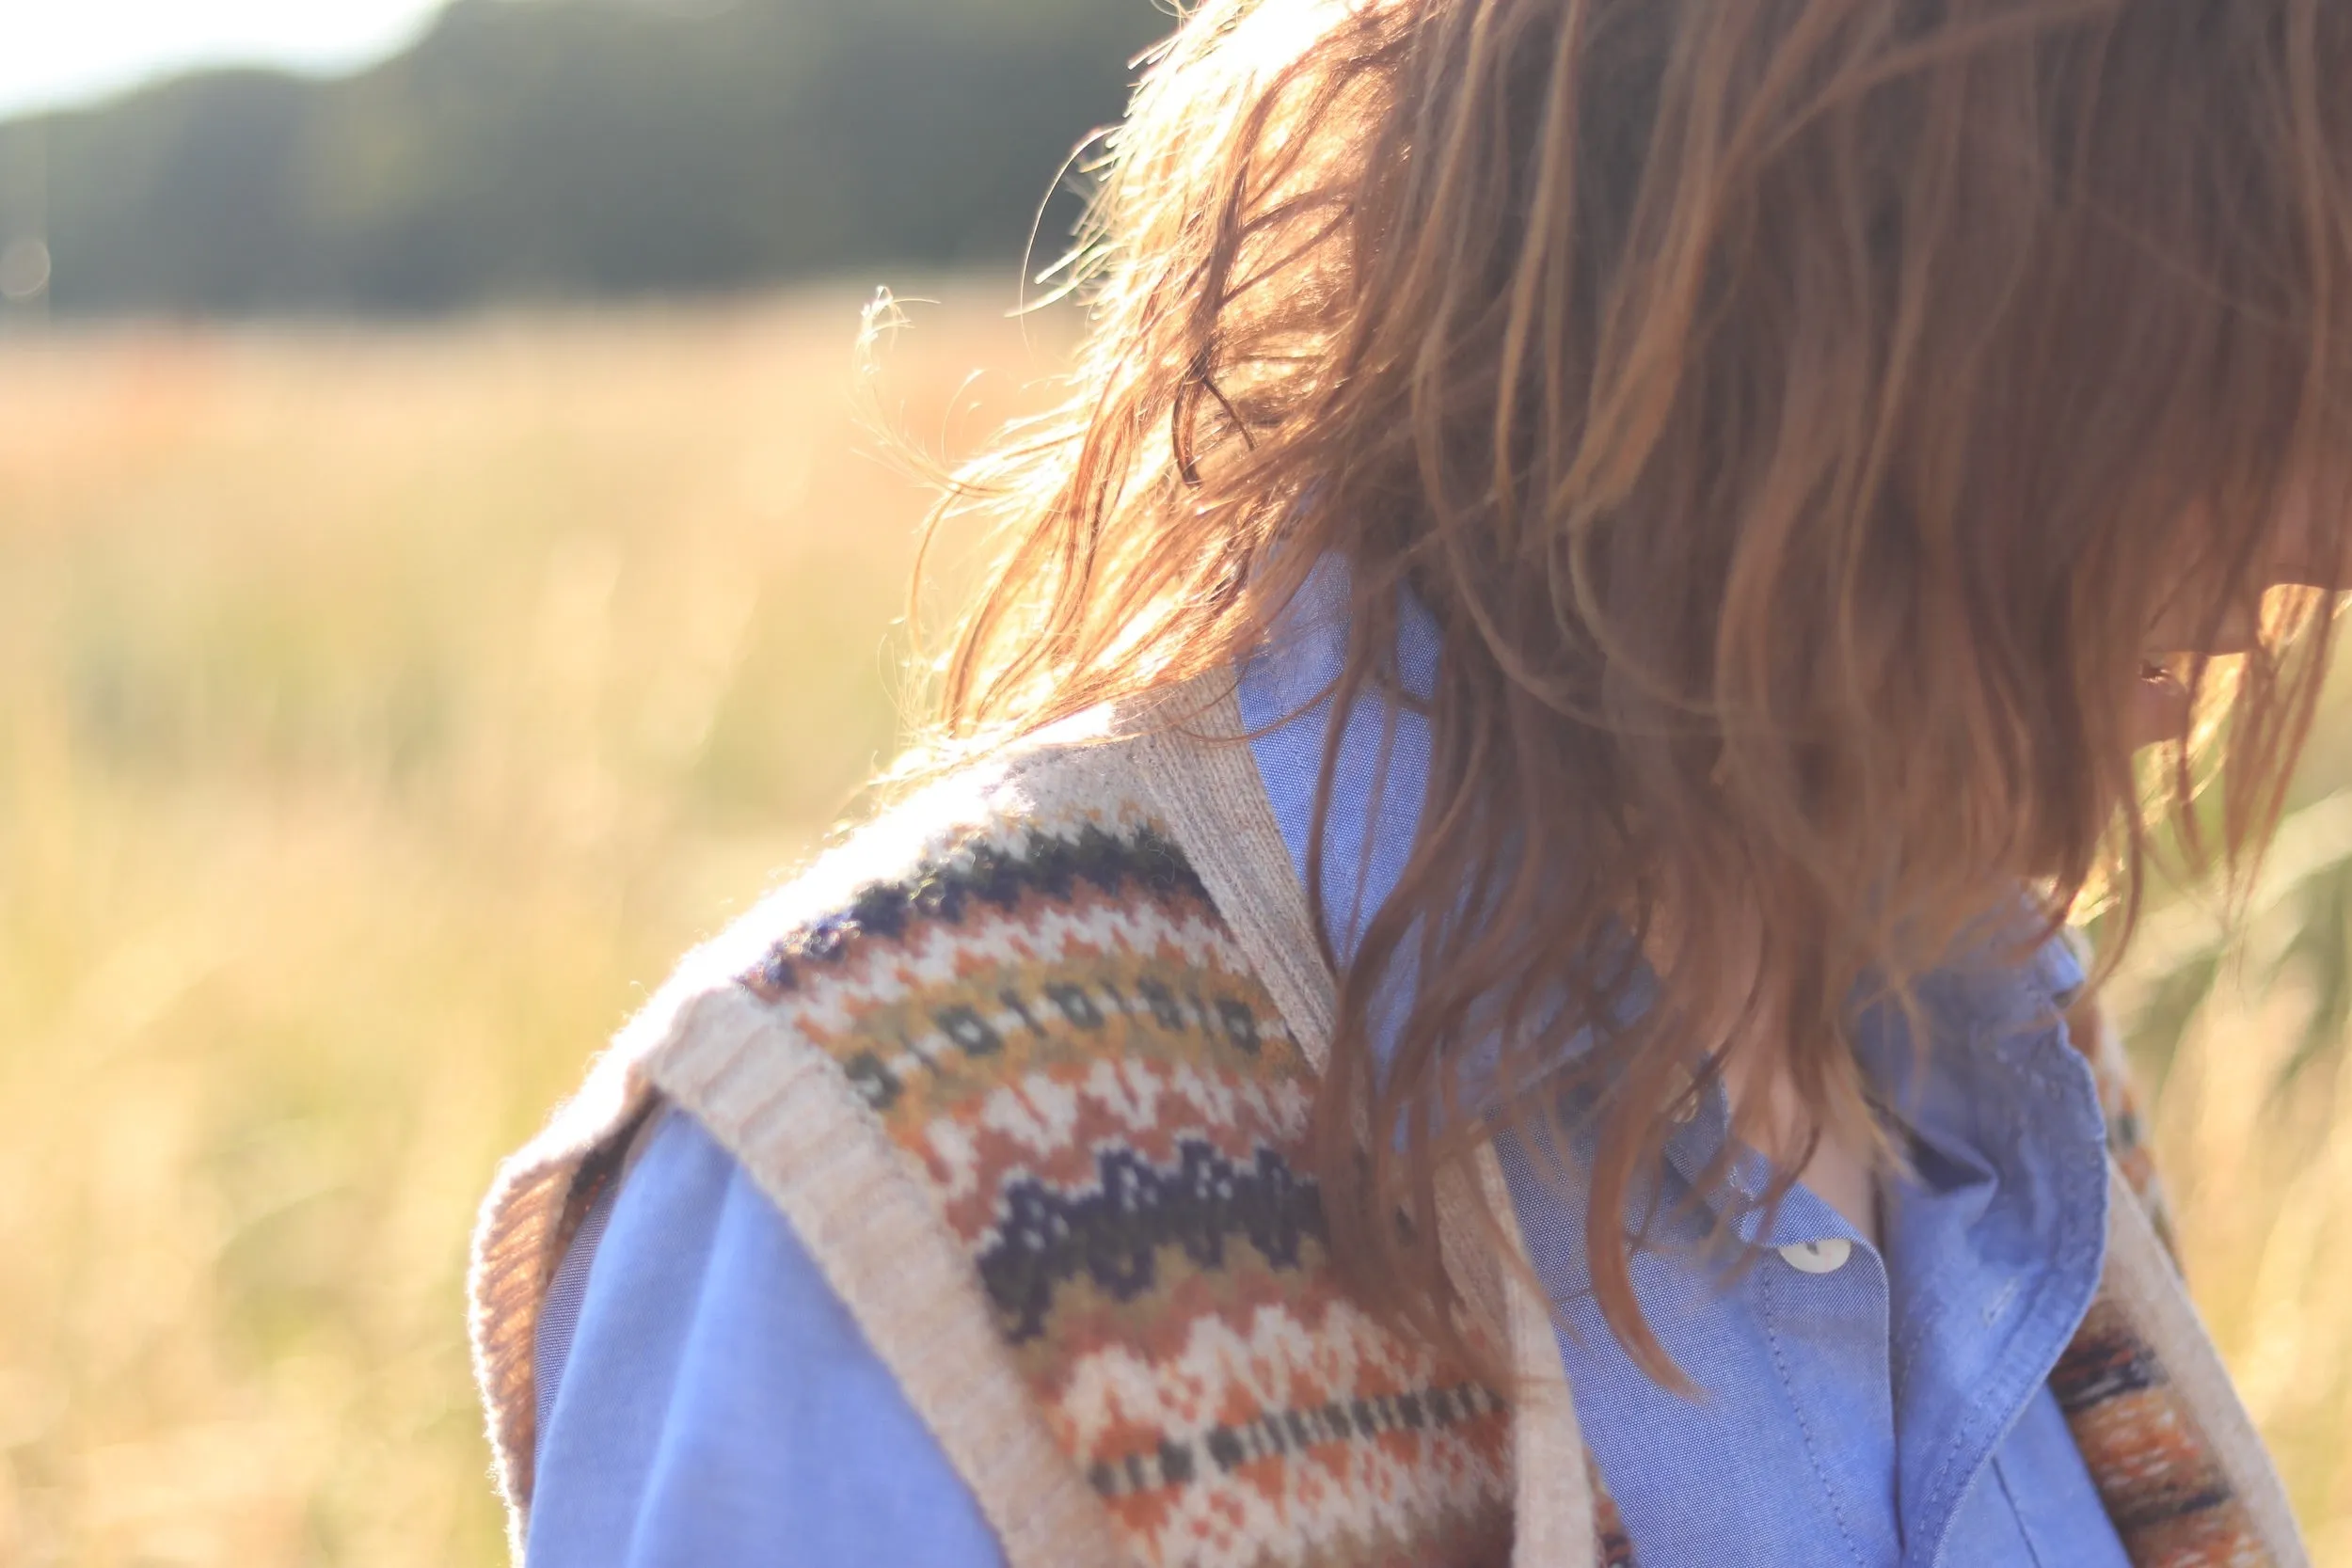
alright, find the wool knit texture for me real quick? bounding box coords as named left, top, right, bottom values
left=470, top=718, right=2304, bottom=1568
left=730, top=802, right=1515, bottom=1566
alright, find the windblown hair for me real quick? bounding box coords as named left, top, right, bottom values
left=915, top=0, right=2352, bottom=1383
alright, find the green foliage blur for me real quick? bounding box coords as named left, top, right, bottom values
left=0, top=0, right=1169, bottom=315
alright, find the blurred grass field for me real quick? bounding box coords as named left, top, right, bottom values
left=1, top=284, right=2348, bottom=1565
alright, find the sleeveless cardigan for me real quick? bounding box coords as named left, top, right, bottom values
left=469, top=687, right=2309, bottom=1568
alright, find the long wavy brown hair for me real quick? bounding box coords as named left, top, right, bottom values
left=912, top=0, right=2352, bottom=1384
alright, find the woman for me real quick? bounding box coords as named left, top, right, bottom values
left=474, top=1, right=2352, bottom=1562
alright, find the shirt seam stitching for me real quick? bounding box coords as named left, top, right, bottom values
left=1760, top=1264, right=1874, bottom=1568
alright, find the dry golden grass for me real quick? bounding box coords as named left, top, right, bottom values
left=0, top=284, right=2345, bottom=1564
left=0, top=285, right=1071, bottom=1565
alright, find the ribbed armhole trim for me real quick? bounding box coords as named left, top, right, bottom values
left=2102, top=1162, right=2310, bottom=1566
left=1127, top=678, right=1338, bottom=1072
left=469, top=1028, right=658, bottom=1558
left=645, top=982, right=1129, bottom=1568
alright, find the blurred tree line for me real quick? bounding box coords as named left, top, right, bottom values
left=0, top=0, right=1168, bottom=315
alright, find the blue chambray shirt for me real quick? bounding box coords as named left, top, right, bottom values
left=1235, top=561, right=2129, bottom=1568
left=527, top=560, right=2133, bottom=1568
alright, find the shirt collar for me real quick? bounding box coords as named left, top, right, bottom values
left=1640, top=921, right=2092, bottom=1249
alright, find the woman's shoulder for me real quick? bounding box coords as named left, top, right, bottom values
left=475, top=724, right=1267, bottom=1534
left=479, top=709, right=1526, bottom=1568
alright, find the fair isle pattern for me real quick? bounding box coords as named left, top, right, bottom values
left=731, top=800, right=1515, bottom=1568
left=2053, top=1294, right=2270, bottom=1568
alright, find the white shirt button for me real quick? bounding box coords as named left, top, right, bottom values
left=1778, top=1238, right=1852, bottom=1275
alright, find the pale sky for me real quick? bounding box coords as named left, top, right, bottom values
left=0, top=1, right=452, bottom=119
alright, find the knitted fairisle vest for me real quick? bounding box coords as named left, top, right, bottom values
left=469, top=692, right=2309, bottom=1568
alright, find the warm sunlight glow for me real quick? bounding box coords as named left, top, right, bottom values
left=0, top=1, right=449, bottom=118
